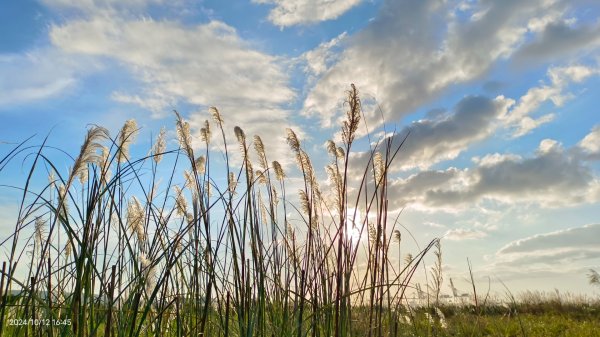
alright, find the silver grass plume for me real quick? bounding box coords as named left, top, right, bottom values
left=228, top=172, right=237, bottom=194
left=404, top=253, right=413, bottom=266
left=78, top=165, right=88, bottom=185
left=175, top=111, right=194, bottom=159
left=200, top=120, right=211, bottom=144
left=373, top=152, right=384, bottom=184
left=256, top=170, right=267, bottom=185
left=272, top=161, right=285, bottom=181
left=299, top=189, right=310, bottom=216
left=183, top=170, right=195, bottom=189
left=127, top=196, right=145, bottom=243
left=65, top=240, right=73, bottom=258
left=71, top=126, right=109, bottom=182
left=326, top=140, right=337, bottom=157
left=34, top=217, right=46, bottom=250
left=100, top=145, right=111, bottom=185
left=336, top=146, right=345, bottom=159
left=234, top=126, right=247, bottom=155
left=253, top=135, right=268, bottom=170
left=48, top=170, right=56, bottom=188
left=153, top=127, right=167, bottom=164
left=205, top=181, right=212, bottom=197
left=117, top=119, right=138, bottom=163
left=272, top=186, right=279, bottom=206
left=342, top=84, right=361, bottom=146
left=58, top=184, right=69, bottom=219
left=138, top=254, right=155, bottom=296
left=194, top=155, right=206, bottom=175
left=173, top=186, right=188, bottom=217
left=286, top=128, right=300, bottom=153
left=258, top=191, right=268, bottom=224
left=393, top=229, right=401, bottom=243
left=210, top=106, right=224, bottom=128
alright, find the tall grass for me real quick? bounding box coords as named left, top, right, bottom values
left=0, top=85, right=443, bottom=337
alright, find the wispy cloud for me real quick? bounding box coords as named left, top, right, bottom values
left=444, top=228, right=487, bottom=241
left=0, top=50, right=99, bottom=107
left=49, top=15, right=300, bottom=163
left=253, top=0, right=361, bottom=27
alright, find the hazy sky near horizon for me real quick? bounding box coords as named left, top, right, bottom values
left=1, top=0, right=600, bottom=296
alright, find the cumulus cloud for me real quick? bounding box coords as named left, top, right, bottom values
left=50, top=16, right=299, bottom=163
left=425, top=140, right=597, bottom=207
left=384, top=130, right=600, bottom=211
left=578, top=125, right=600, bottom=159
left=514, top=20, right=600, bottom=64
left=253, top=0, right=361, bottom=27
left=302, top=0, right=572, bottom=129
left=348, top=95, right=514, bottom=174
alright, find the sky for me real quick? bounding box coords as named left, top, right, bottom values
left=1, top=0, right=600, bottom=297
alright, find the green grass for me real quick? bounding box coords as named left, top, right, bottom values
left=0, top=85, right=598, bottom=337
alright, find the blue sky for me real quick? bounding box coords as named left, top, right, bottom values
left=1, top=0, right=600, bottom=296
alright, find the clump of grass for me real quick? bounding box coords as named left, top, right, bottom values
left=0, top=85, right=471, bottom=337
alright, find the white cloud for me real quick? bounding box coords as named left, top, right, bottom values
left=578, top=125, right=600, bottom=158
left=498, top=223, right=600, bottom=255
left=302, top=0, right=571, bottom=129
left=514, top=20, right=600, bottom=63
left=490, top=224, right=600, bottom=273
left=301, top=32, right=347, bottom=77
left=41, top=0, right=166, bottom=13
left=347, top=95, right=514, bottom=175
left=384, top=134, right=600, bottom=211
left=253, top=0, right=362, bottom=27
left=50, top=16, right=299, bottom=164
left=501, top=64, right=598, bottom=137
left=0, top=50, right=99, bottom=107
left=444, top=228, right=487, bottom=241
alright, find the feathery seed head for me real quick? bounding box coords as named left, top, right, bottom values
left=34, top=217, right=45, bottom=248
left=127, top=196, right=145, bottom=242
left=209, top=106, right=223, bottom=127
left=173, top=186, right=188, bottom=217
left=336, top=146, right=345, bottom=159
left=48, top=170, right=56, bottom=188
left=253, top=135, right=269, bottom=169
left=153, top=127, right=167, bottom=164
left=174, top=111, right=194, bottom=159
left=393, top=229, right=401, bottom=243
left=326, top=140, right=336, bottom=157
left=342, top=84, right=361, bottom=146
left=72, top=126, right=109, bottom=181
left=117, top=119, right=138, bottom=163
left=272, top=161, right=285, bottom=181
left=228, top=172, right=237, bottom=194
left=194, top=155, right=206, bottom=175
left=286, top=128, right=300, bottom=153
left=200, top=120, right=211, bottom=144
left=374, top=152, right=384, bottom=183
left=234, top=126, right=246, bottom=145
left=183, top=170, right=195, bottom=189
left=256, top=170, right=267, bottom=185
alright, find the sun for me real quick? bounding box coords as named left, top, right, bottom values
left=346, top=208, right=363, bottom=245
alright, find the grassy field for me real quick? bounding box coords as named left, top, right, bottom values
left=0, top=85, right=598, bottom=336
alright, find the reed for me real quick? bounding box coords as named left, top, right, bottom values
left=0, top=85, right=444, bottom=337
